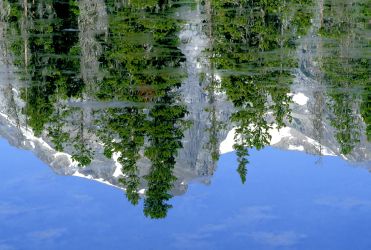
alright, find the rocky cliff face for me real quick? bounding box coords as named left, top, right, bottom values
left=272, top=0, right=370, bottom=166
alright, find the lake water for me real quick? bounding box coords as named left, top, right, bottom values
left=0, top=0, right=370, bottom=249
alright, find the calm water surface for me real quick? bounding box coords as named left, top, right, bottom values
left=0, top=0, right=370, bottom=249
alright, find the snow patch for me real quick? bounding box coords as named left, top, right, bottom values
left=0, top=112, right=52, bottom=151
left=214, top=74, right=221, bottom=83
left=269, top=127, right=292, bottom=145
left=304, top=137, right=336, bottom=156
left=220, top=126, right=293, bottom=154
left=73, top=170, right=121, bottom=189
left=112, top=152, right=123, bottom=178
left=288, top=145, right=305, bottom=151
left=219, top=128, right=237, bottom=154
left=219, top=125, right=337, bottom=157
left=291, top=92, right=309, bottom=106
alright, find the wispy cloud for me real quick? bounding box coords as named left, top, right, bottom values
left=314, top=196, right=371, bottom=209
left=73, top=194, right=93, bottom=202
left=0, top=203, right=28, bottom=217
left=0, top=202, right=48, bottom=219
left=172, top=231, right=215, bottom=250
left=249, top=231, right=306, bottom=247
left=0, top=243, right=15, bottom=250
left=28, top=228, right=66, bottom=240
left=172, top=205, right=277, bottom=249
left=226, top=206, right=277, bottom=224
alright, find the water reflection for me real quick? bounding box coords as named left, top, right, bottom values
left=0, top=0, right=369, bottom=218
left=207, top=0, right=313, bottom=182
left=318, top=0, right=369, bottom=154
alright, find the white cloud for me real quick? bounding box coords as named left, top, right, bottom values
left=315, top=197, right=371, bottom=209
left=172, top=206, right=277, bottom=249
left=229, top=206, right=277, bottom=224
left=249, top=231, right=306, bottom=247
left=28, top=228, right=66, bottom=240
left=0, top=203, right=48, bottom=218
left=0, top=243, right=15, bottom=250
left=0, top=203, right=24, bottom=216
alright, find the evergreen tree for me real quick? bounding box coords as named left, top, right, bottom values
left=318, top=0, right=370, bottom=152
left=208, top=0, right=313, bottom=182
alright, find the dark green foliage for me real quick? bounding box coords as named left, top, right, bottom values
left=47, top=106, right=71, bottom=152
left=234, top=143, right=248, bottom=184
left=96, top=0, right=188, bottom=217
left=71, top=143, right=93, bottom=167
left=7, top=0, right=91, bottom=166
left=143, top=96, right=187, bottom=219
left=319, top=0, right=370, bottom=150
left=97, top=0, right=185, bottom=102
left=209, top=0, right=313, bottom=182
left=97, top=106, right=146, bottom=205
left=361, top=85, right=371, bottom=141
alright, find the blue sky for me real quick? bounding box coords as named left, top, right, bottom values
left=0, top=138, right=371, bottom=250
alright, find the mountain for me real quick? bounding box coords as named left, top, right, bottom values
left=0, top=0, right=234, bottom=196
left=0, top=0, right=369, bottom=203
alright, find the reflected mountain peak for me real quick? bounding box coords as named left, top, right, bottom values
left=0, top=0, right=369, bottom=219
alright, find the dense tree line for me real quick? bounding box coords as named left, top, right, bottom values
left=207, top=0, right=313, bottom=182
left=318, top=0, right=370, bottom=152
left=95, top=0, right=188, bottom=218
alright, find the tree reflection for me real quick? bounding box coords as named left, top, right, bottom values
left=208, top=0, right=313, bottom=182
left=144, top=95, right=187, bottom=218
left=5, top=0, right=187, bottom=218
left=97, top=106, right=146, bottom=205
left=318, top=0, right=370, bottom=153
left=97, top=0, right=187, bottom=218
